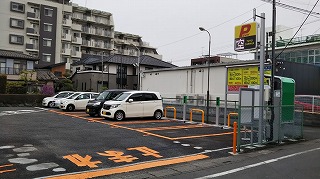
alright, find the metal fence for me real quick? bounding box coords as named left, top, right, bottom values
left=295, top=95, right=320, bottom=113
left=163, top=97, right=238, bottom=124
left=236, top=105, right=304, bottom=152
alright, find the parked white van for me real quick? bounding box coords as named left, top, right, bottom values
left=100, top=91, right=163, bottom=121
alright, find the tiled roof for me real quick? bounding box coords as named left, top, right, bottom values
left=0, top=49, right=38, bottom=61
left=73, top=54, right=177, bottom=68
left=36, top=69, right=59, bottom=81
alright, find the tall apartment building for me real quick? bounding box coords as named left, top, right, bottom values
left=0, top=0, right=75, bottom=69
left=0, top=0, right=161, bottom=75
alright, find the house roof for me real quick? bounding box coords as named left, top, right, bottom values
left=73, top=54, right=177, bottom=68
left=36, top=69, right=59, bottom=81
left=0, top=49, right=38, bottom=61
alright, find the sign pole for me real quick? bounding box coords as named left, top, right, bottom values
left=258, top=13, right=265, bottom=144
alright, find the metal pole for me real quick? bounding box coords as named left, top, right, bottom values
left=101, top=52, right=103, bottom=92
left=131, top=44, right=141, bottom=90
left=269, top=0, right=277, bottom=141
left=259, top=13, right=265, bottom=144
left=199, top=27, right=211, bottom=124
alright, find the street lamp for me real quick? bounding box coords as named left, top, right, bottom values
left=199, top=27, right=211, bottom=124
left=130, top=44, right=141, bottom=90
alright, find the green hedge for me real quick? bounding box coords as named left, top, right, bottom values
left=0, top=74, right=6, bottom=94
left=0, top=94, right=48, bottom=107
left=6, top=81, right=27, bottom=94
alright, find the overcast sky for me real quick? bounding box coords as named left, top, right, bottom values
left=72, top=0, right=320, bottom=66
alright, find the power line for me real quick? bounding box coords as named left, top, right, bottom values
left=275, top=0, right=320, bottom=59
left=156, top=3, right=267, bottom=49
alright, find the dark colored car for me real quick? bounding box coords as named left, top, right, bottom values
left=86, top=89, right=129, bottom=117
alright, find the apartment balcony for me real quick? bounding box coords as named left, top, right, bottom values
left=83, top=15, right=95, bottom=22
left=72, top=14, right=83, bottom=20
left=82, top=41, right=94, bottom=47
left=62, top=19, right=72, bottom=27
left=26, top=43, right=39, bottom=52
left=71, top=23, right=82, bottom=31
left=71, top=51, right=81, bottom=58
left=27, top=12, right=40, bottom=20
left=61, top=48, right=71, bottom=56
left=26, top=28, right=39, bottom=36
left=140, top=41, right=151, bottom=47
left=72, top=37, right=82, bottom=45
left=62, top=33, right=72, bottom=41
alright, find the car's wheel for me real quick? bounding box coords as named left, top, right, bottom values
left=154, top=110, right=162, bottom=120
left=66, top=104, right=75, bottom=112
left=48, top=101, right=54, bottom=108
left=114, top=111, right=125, bottom=121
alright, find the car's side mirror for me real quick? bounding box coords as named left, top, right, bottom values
left=128, top=99, right=133, bottom=103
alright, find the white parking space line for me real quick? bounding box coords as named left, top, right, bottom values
left=196, top=147, right=320, bottom=179
left=0, top=108, right=47, bottom=116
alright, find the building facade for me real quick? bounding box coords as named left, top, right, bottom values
left=0, top=0, right=161, bottom=76
left=71, top=54, right=176, bottom=92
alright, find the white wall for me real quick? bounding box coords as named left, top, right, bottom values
left=141, top=65, right=230, bottom=100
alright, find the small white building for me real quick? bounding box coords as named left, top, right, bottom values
left=141, top=60, right=262, bottom=102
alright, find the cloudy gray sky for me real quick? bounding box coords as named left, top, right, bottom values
left=72, top=0, right=320, bottom=66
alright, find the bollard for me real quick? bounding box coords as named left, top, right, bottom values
left=228, top=112, right=238, bottom=127
left=233, top=121, right=237, bottom=154
left=164, top=106, right=176, bottom=119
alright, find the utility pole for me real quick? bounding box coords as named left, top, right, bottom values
left=269, top=0, right=277, bottom=141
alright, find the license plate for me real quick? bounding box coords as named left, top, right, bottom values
left=86, top=109, right=89, bottom=112
left=103, top=111, right=106, bottom=115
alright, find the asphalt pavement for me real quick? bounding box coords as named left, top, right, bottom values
left=0, top=107, right=319, bottom=179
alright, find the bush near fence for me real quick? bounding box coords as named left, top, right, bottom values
left=0, top=94, right=48, bottom=107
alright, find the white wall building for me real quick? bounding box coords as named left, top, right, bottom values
left=141, top=60, right=262, bottom=102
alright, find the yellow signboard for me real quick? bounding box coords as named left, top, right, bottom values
left=227, top=65, right=271, bottom=92
left=234, top=22, right=257, bottom=38
left=234, top=22, right=258, bottom=51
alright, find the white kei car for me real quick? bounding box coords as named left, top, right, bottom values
left=42, top=91, right=74, bottom=108
left=100, top=91, right=163, bottom=121
left=59, top=92, right=99, bottom=111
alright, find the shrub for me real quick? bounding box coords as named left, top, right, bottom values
left=41, top=85, right=55, bottom=96
left=6, top=81, right=27, bottom=94
left=0, top=74, right=7, bottom=94
left=55, top=78, right=74, bottom=92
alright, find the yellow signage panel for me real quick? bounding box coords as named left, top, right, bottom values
left=234, top=22, right=258, bottom=52
left=227, top=65, right=271, bottom=92
left=234, top=22, right=257, bottom=38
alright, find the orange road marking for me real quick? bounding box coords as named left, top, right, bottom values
left=0, top=164, right=16, bottom=174
left=137, top=124, right=208, bottom=131
left=108, top=120, right=172, bottom=125
left=97, top=151, right=138, bottom=163
left=127, top=146, right=163, bottom=158
left=46, top=154, right=208, bottom=179
left=0, top=169, right=16, bottom=174
left=109, top=123, right=174, bottom=140
left=0, top=164, right=13, bottom=168
left=63, top=154, right=102, bottom=168
left=49, top=110, right=233, bottom=140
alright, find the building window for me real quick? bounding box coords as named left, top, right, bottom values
left=44, top=23, right=52, bottom=32
left=43, top=38, right=52, bottom=47
left=10, top=2, right=25, bottom=13
left=42, top=53, right=51, bottom=62
left=44, top=8, right=53, bottom=17
left=9, top=34, right=24, bottom=45
left=10, top=18, right=24, bottom=29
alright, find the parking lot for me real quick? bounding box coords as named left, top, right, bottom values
left=0, top=107, right=234, bottom=179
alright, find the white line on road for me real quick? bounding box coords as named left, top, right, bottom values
left=196, top=147, right=320, bottom=179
